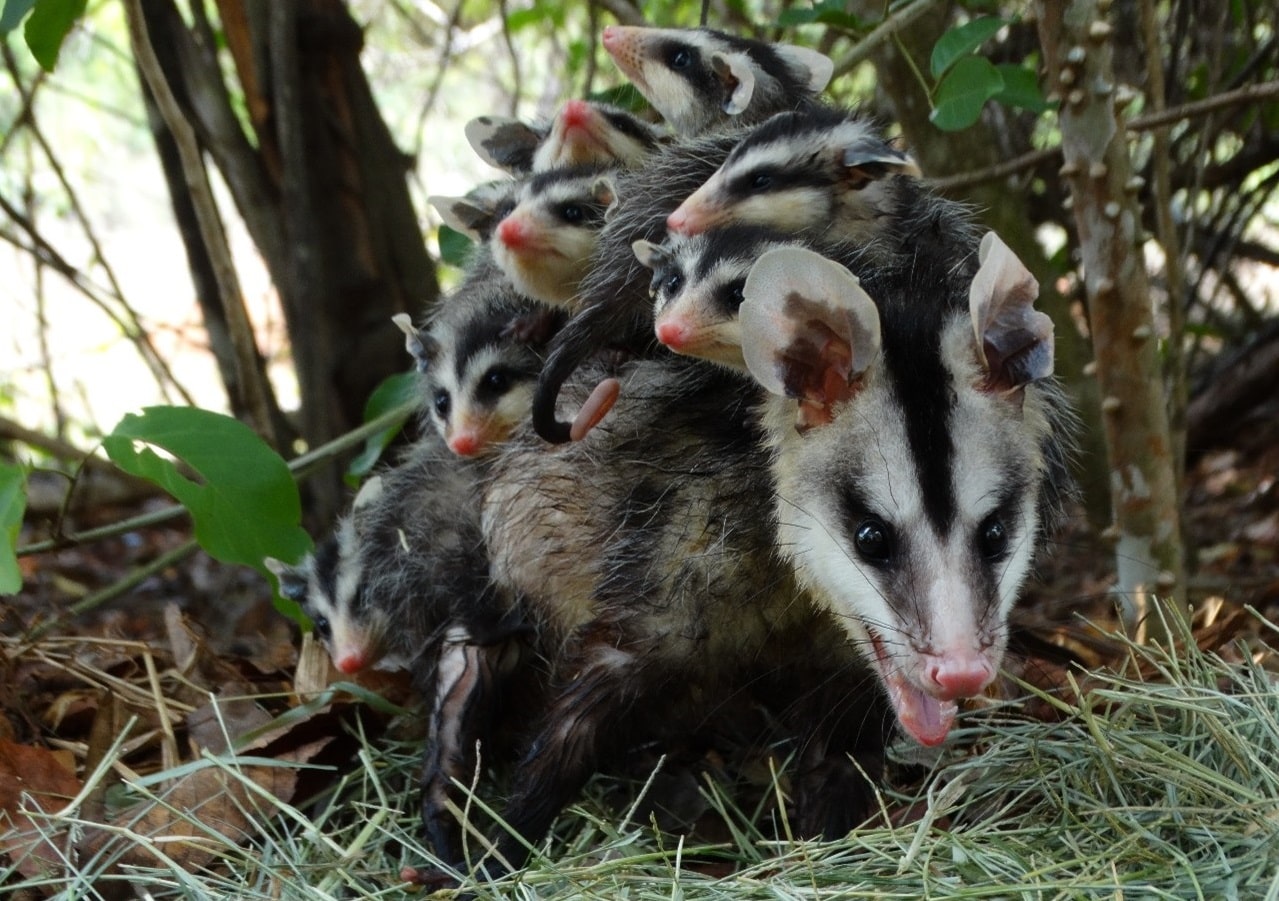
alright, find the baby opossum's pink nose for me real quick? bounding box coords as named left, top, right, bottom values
left=560, top=99, right=593, bottom=129
left=925, top=656, right=995, bottom=700
left=449, top=432, right=482, bottom=456
left=601, top=25, right=621, bottom=50
left=334, top=652, right=370, bottom=674
left=497, top=216, right=529, bottom=249
left=656, top=318, right=691, bottom=350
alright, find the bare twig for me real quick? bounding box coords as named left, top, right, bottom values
left=2, top=45, right=195, bottom=407
left=592, top=0, right=645, bottom=28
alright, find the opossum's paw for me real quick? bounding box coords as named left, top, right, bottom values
left=399, top=863, right=460, bottom=889
left=790, top=752, right=880, bottom=839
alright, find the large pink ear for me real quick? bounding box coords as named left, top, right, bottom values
left=969, top=231, right=1054, bottom=394
left=711, top=51, right=757, bottom=116
left=741, top=246, right=880, bottom=430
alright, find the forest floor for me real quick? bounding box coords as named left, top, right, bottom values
left=2, top=413, right=1278, bottom=893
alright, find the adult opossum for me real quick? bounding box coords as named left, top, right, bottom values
left=474, top=230, right=1073, bottom=870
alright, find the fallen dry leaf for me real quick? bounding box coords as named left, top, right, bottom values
left=0, top=737, right=83, bottom=880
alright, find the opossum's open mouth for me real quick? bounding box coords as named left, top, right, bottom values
left=868, top=630, right=957, bottom=747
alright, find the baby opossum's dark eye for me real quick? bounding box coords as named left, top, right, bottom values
left=751, top=171, right=774, bottom=190
left=312, top=615, right=331, bottom=640
left=854, top=519, right=893, bottom=564
left=669, top=47, right=692, bottom=69
left=725, top=281, right=746, bottom=311
left=664, top=272, right=683, bottom=295
left=433, top=389, right=451, bottom=419
left=979, top=515, right=1009, bottom=560
left=560, top=203, right=584, bottom=223
left=483, top=369, right=510, bottom=393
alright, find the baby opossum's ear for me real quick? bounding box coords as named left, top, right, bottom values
left=465, top=115, right=541, bottom=174
left=265, top=556, right=309, bottom=602
left=840, top=137, right=922, bottom=187
left=593, top=176, right=620, bottom=221
left=631, top=238, right=669, bottom=270
left=774, top=43, right=835, bottom=94
left=391, top=313, right=437, bottom=371
left=428, top=193, right=502, bottom=243
left=969, top=231, right=1054, bottom=396
left=741, top=246, right=881, bottom=431
left=710, top=51, right=758, bottom=117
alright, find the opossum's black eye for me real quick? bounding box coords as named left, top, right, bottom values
left=433, top=389, right=451, bottom=419
left=854, top=519, right=893, bottom=565
left=725, top=281, right=746, bottom=311
left=664, top=271, right=683, bottom=295
left=669, top=47, right=693, bottom=70
left=750, top=171, right=774, bottom=190
left=560, top=203, right=584, bottom=223
left=312, top=615, right=331, bottom=640
left=483, top=368, right=511, bottom=393
left=979, top=515, right=1009, bottom=560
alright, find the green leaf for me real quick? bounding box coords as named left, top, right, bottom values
left=437, top=224, right=473, bottom=269
left=102, top=407, right=311, bottom=575
left=993, top=63, right=1051, bottom=113
left=930, top=16, right=1006, bottom=79
left=0, top=461, right=27, bottom=595
left=345, top=371, right=418, bottom=484
left=23, top=0, right=87, bottom=71
left=0, top=0, right=37, bottom=35
left=778, top=1, right=862, bottom=30
left=930, top=55, right=1005, bottom=131
left=586, top=83, right=647, bottom=115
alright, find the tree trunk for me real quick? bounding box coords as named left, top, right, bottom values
left=1035, top=0, right=1188, bottom=641
left=134, top=0, right=438, bottom=526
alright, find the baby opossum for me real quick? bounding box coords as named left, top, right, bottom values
left=265, top=439, right=534, bottom=865
left=466, top=99, right=667, bottom=175
left=634, top=225, right=809, bottom=371
left=601, top=25, right=833, bottom=135
left=666, top=105, right=921, bottom=239
left=475, top=230, right=1075, bottom=869
left=394, top=281, right=564, bottom=457
left=491, top=164, right=619, bottom=308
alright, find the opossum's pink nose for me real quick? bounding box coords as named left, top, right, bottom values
left=497, top=215, right=529, bottom=249
left=656, top=318, right=691, bottom=350
left=561, top=99, right=593, bottom=129
left=449, top=431, right=482, bottom=456
left=925, top=656, right=995, bottom=700
left=601, top=25, right=622, bottom=51
left=666, top=204, right=708, bottom=236
left=334, top=652, right=370, bottom=674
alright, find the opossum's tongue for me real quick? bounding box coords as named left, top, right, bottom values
left=885, top=672, right=957, bottom=747
left=871, top=631, right=958, bottom=746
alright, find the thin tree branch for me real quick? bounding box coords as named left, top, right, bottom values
left=930, top=79, right=1279, bottom=193
left=831, top=0, right=943, bottom=79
